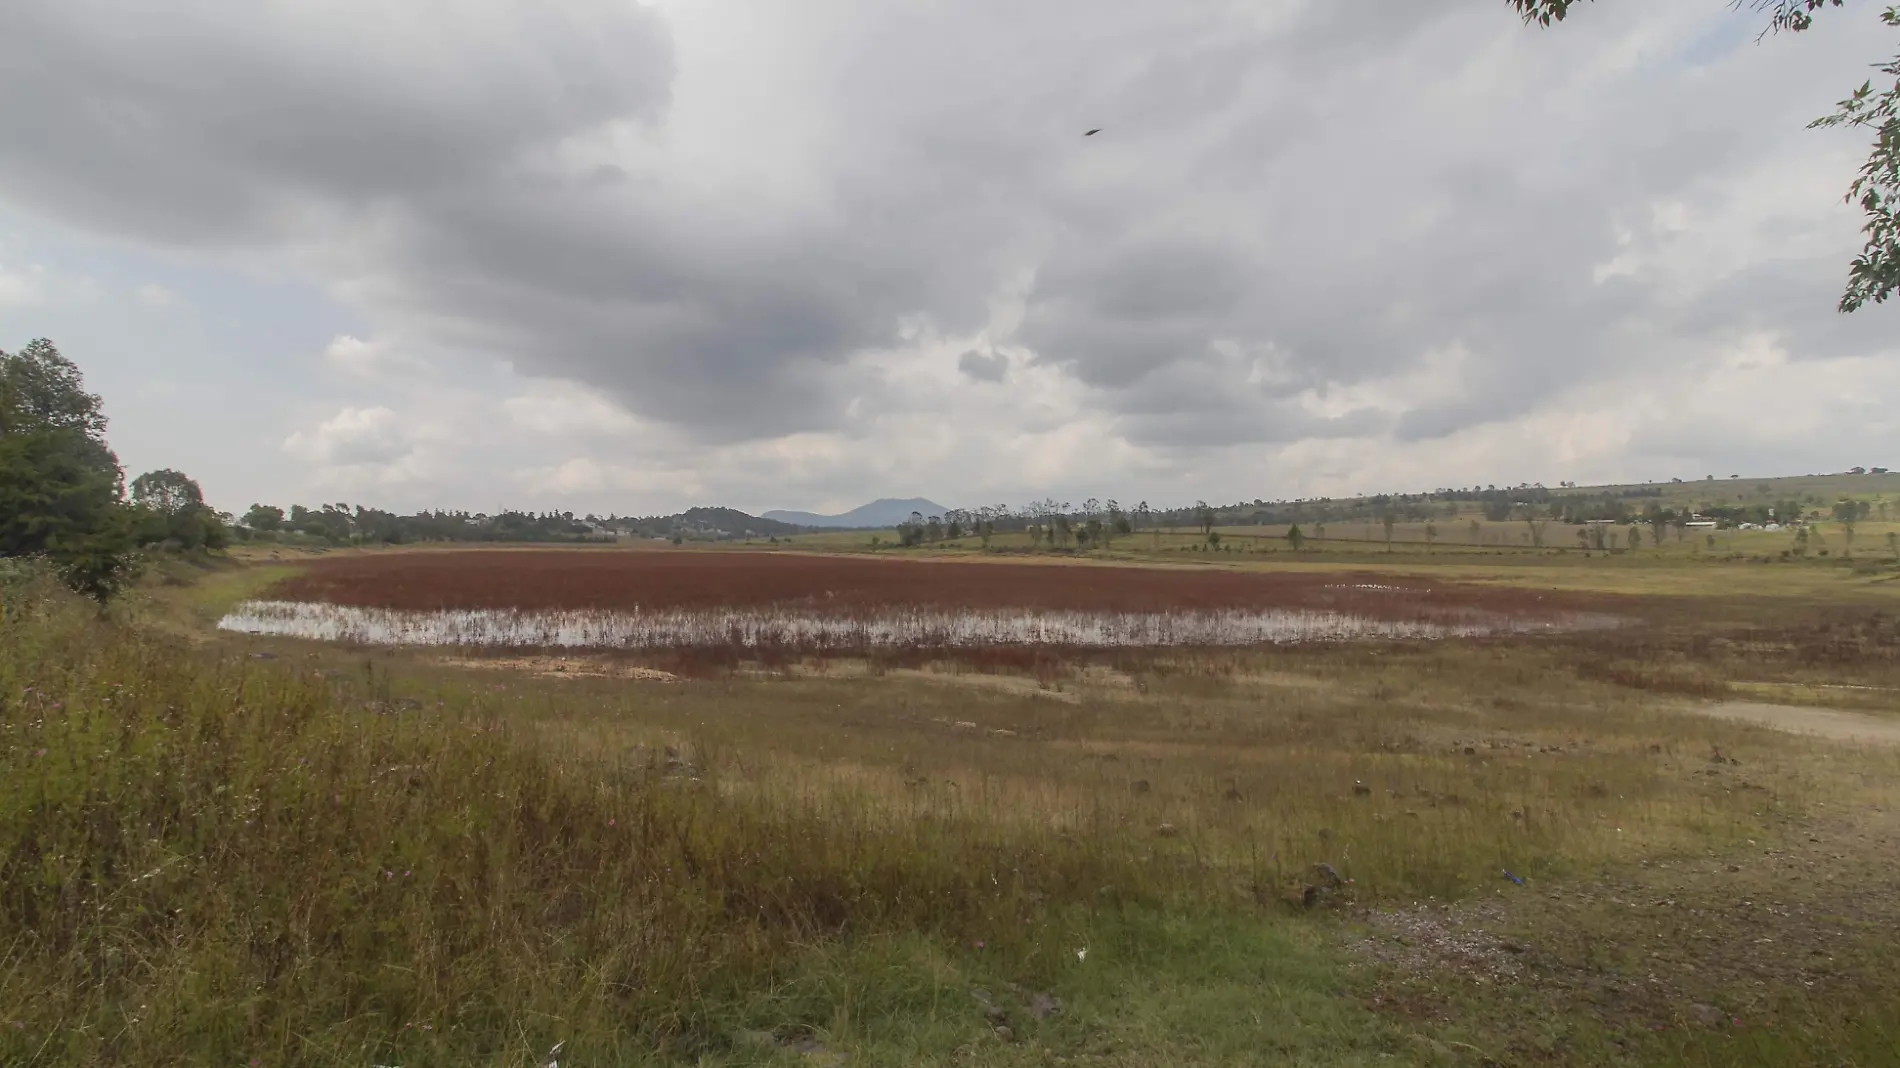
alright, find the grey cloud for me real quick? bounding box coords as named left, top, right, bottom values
left=959, top=349, right=1009, bottom=383
left=0, top=0, right=1888, bottom=460
left=1119, top=403, right=1385, bottom=451
left=0, top=2, right=673, bottom=244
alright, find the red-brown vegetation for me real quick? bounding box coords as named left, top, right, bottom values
left=266, top=549, right=1614, bottom=620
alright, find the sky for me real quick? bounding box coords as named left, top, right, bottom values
left=1, top=0, right=1896, bottom=518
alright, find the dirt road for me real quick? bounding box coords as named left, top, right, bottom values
left=1687, top=700, right=1900, bottom=744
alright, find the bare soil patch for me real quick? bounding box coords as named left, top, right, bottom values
left=1354, top=801, right=1900, bottom=1057
left=435, top=654, right=680, bottom=682
left=1685, top=701, right=1900, bottom=744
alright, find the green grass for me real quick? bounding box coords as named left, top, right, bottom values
left=0, top=594, right=1182, bottom=1065
left=9, top=553, right=1900, bottom=1066
left=764, top=524, right=1900, bottom=601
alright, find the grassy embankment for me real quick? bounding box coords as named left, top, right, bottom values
left=5, top=554, right=1900, bottom=1066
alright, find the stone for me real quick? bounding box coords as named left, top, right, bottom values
left=1686, top=1003, right=1725, bottom=1029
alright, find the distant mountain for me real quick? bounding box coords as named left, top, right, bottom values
left=670, top=507, right=805, bottom=537
left=614, top=506, right=805, bottom=540
left=762, top=497, right=953, bottom=529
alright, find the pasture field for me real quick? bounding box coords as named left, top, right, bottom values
left=5, top=546, right=1900, bottom=1067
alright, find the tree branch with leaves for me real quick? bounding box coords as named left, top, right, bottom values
left=1510, top=0, right=1900, bottom=311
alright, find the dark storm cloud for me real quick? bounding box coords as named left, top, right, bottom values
left=0, top=2, right=673, bottom=242
left=959, top=349, right=1009, bottom=383
left=0, top=0, right=1885, bottom=451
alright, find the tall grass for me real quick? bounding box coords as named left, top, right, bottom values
left=0, top=590, right=1175, bottom=1066
left=9, top=565, right=1892, bottom=1067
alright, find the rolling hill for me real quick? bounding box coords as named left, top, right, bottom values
left=762, top=498, right=952, bottom=529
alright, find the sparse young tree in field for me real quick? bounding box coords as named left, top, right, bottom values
left=1286, top=524, right=1306, bottom=551
left=1649, top=520, right=1664, bottom=547
left=1314, top=521, right=1327, bottom=542
left=1833, top=499, right=1865, bottom=556
left=1195, top=501, right=1216, bottom=540
left=1380, top=510, right=1396, bottom=551
left=1424, top=522, right=1437, bottom=551
left=1519, top=506, right=1548, bottom=549
left=1206, top=530, right=1222, bottom=549
left=898, top=511, right=926, bottom=547
left=1468, top=518, right=1482, bottom=545
left=1576, top=528, right=1590, bottom=550
left=1627, top=525, right=1641, bottom=551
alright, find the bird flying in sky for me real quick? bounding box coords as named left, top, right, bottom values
left=1084, top=129, right=1101, bottom=136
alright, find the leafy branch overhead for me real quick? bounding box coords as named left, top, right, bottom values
left=1509, top=0, right=1900, bottom=311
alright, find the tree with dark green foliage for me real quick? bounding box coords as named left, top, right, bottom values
left=130, top=468, right=203, bottom=516
left=130, top=468, right=229, bottom=550
left=1512, top=0, right=1900, bottom=311
left=0, top=339, right=138, bottom=602
left=242, top=503, right=285, bottom=532
left=1285, top=524, right=1306, bottom=551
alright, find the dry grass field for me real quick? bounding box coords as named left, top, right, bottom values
left=4, top=545, right=1900, bottom=1067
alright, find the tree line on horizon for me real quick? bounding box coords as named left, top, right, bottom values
left=7, top=341, right=1893, bottom=588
